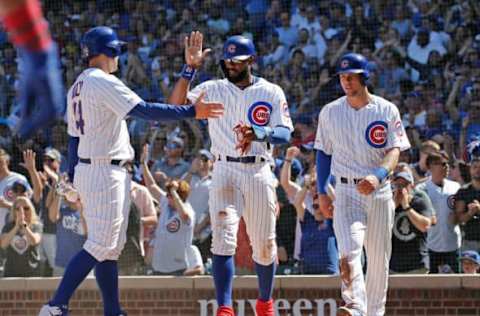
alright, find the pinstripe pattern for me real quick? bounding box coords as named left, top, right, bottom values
left=188, top=78, right=293, bottom=161
left=189, top=76, right=292, bottom=265
left=209, top=160, right=277, bottom=265
left=74, top=163, right=130, bottom=261
left=66, top=68, right=142, bottom=262
left=314, top=95, right=410, bottom=179
left=333, top=184, right=394, bottom=316
left=315, top=94, right=410, bottom=316
left=67, top=68, right=142, bottom=160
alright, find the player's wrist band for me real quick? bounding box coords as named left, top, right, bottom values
left=252, top=125, right=273, bottom=142
left=181, top=64, right=196, bottom=81
left=373, top=167, right=389, bottom=182
left=3, top=0, right=52, bottom=51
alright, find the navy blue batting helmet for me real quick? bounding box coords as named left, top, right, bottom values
left=81, top=26, right=126, bottom=59
left=336, top=53, right=370, bottom=79
left=222, top=35, right=256, bottom=62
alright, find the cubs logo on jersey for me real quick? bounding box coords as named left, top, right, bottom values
left=248, top=101, right=272, bottom=126
left=447, top=195, right=456, bottom=210
left=166, top=218, right=181, bottom=233
left=365, top=121, right=388, bottom=148
left=3, top=186, right=14, bottom=201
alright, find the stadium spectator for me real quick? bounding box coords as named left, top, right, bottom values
left=118, top=177, right=157, bottom=276
left=184, top=244, right=205, bottom=276
left=22, top=148, right=61, bottom=276
left=293, top=173, right=338, bottom=274
left=0, top=196, right=42, bottom=277
left=0, top=148, right=31, bottom=238
left=48, top=183, right=86, bottom=276
left=182, top=149, right=213, bottom=262
left=152, top=136, right=190, bottom=185
left=455, top=157, right=480, bottom=252
left=410, top=140, right=440, bottom=184
left=150, top=180, right=194, bottom=275
left=390, top=168, right=435, bottom=274
left=419, top=151, right=461, bottom=273
left=275, top=11, right=298, bottom=49
left=460, top=250, right=480, bottom=274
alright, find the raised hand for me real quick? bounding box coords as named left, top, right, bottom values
left=194, top=91, right=224, bottom=119
left=286, top=146, right=300, bottom=159
left=21, top=149, right=36, bottom=171
left=184, top=31, right=211, bottom=69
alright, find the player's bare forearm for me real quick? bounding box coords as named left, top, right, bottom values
left=167, top=79, right=190, bottom=105
left=380, top=147, right=400, bottom=173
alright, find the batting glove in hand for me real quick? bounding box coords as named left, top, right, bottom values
left=16, top=43, right=65, bottom=139
left=233, top=122, right=255, bottom=155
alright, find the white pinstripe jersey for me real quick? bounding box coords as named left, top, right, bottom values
left=67, top=68, right=142, bottom=160
left=314, top=95, right=411, bottom=179
left=187, top=78, right=293, bottom=159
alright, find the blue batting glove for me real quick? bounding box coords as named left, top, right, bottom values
left=16, top=43, right=65, bottom=139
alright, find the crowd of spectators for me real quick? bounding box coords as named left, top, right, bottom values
left=0, top=0, right=480, bottom=276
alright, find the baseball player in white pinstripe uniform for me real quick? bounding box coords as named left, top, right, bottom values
left=168, top=32, right=293, bottom=316
left=315, top=53, right=410, bottom=316
left=39, top=26, right=223, bottom=316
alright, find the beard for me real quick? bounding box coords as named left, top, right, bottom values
left=226, top=67, right=249, bottom=83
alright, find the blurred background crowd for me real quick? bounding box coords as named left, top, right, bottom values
left=0, top=0, right=480, bottom=277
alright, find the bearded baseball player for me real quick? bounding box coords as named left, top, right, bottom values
left=315, top=53, right=410, bottom=316
left=168, top=31, right=293, bottom=316
left=38, top=26, right=223, bottom=316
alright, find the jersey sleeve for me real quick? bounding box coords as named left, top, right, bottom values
left=269, top=85, right=293, bottom=131
left=387, top=105, right=411, bottom=151
left=91, top=75, right=143, bottom=118
left=187, top=81, right=211, bottom=104
left=314, top=107, right=333, bottom=155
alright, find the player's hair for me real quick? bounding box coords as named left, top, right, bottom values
left=426, top=151, right=449, bottom=168
left=10, top=196, right=39, bottom=225
left=166, top=180, right=190, bottom=202
left=420, top=140, right=441, bottom=153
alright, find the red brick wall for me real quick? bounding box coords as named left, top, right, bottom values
left=0, top=275, right=478, bottom=316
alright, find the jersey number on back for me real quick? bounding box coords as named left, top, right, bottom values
left=73, top=101, right=85, bottom=135
left=72, top=81, right=85, bottom=135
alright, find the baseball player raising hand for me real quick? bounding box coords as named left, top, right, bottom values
left=315, top=53, right=410, bottom=316
left=39, top=26, right=223, bottom=316
left=168, top=31, right=293, bottom=316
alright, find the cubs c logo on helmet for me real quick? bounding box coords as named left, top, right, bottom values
left=166, top=218, right=181, bottom=233
left=365, top=121, right=388, bottom=148
left=340, top=59, right=350, bottom=69
left=248, top=101, right=272, bottom=126
left=227, top=44, right=236, bottom=53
